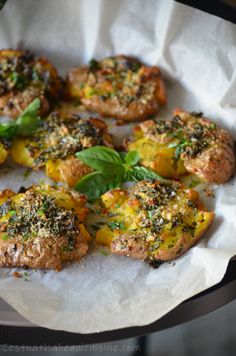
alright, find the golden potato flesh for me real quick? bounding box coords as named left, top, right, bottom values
left=11, top=113, right=113, bottom=187
left=128, top=110, right=235, bottom=183
left=0, top=185, right=91, bottom=271
left=0, top=49, right=62, bottom=118
left=0, top=140, right=9, bottom=164
left=96, top=180, right=214, bottom=265
left=66, top=55, right=166, bottom=121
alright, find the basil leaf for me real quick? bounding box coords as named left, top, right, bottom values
left=75, top=171, right=123, bottom=200
left=127, top=166, right=164, bottom=182
left=0, top=98, right=41, bottom=138
left=125, top=150, right=140, bottom=166
left=168, top=142, right=179, bottom=149
left=76, top=146, right=125, bottom=175
left=0, top=122, right=16, bottom=138
left=119, top=152, right=127, bottom=161
left=15, top=98, right=41, bottom=136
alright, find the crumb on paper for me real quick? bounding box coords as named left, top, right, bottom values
left=100, top=249, right=110, bottom=256
left=204, top=188, right=215, bottom=198
left=12, top=271, right=22, bottom=278
left=23, top=168, right=31, bottom=179
left=23, top=271, right=30, bottom=281
left=12, top=270, right=31, bottom=281
left=116, top=120, right=126, bottom=126
left=39, top=178, right=46, bottom=185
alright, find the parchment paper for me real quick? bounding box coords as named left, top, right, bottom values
left=0, top=0, right=236, bottom=333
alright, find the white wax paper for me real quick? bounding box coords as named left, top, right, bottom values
left=0, top=0, right=235, bottom=333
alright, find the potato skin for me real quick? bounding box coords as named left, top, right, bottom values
left=174, top=110, right=235, bottom=183
left=96, top=180, right=214, bottom=263
left=0, top=185, right=90, bottom=271
left=66, top=55, right=166, bottom=121
left=128, top=110, right=235, bottom=183
left=0, top=49, right=62, bottom=118
left=46, top=156, right=92, bottom=188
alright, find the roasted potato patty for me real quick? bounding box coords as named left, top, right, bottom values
left=66, top=55, right=166, bottom=121
left=96, top=180, right=214, bottom=264
left=0, top=50, right=62, bottom=118
left=128, top=110, right=235, bottom=183
left=0, top=185, right=90, bottom=270
left=11, top=113, right=113, bottom=187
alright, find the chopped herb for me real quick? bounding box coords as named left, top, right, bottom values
left=88, top=58, right=99, bottom=71
left=1, top=234, right=9, bottom=240
left=107, top=221, right=125, bottom=231
left=23, top=169, right=31, bottom=179
left=149, top=259, right=163, bottom=269
left=190, top=111, right=203, bottom=117
left=23, top=271, right=29, bottom=281
left=187, top=200, right=197, bottom=208
left=37, top=209, right=45, bottom=216
left=62, top=245, right=74, bottom=252
left=100, top=249, right=109, bottom=256
left=189, top=179, right=200, bottom=188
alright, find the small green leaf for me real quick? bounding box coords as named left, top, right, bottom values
left=0, top=122, right=16, bottom=138
left=100, top=249, right=110, bottom=256
left=88, top=58, right=99, bottom=71
left=168, top=142, right=179, bottom=149
left=0, top=98, right=41, bottom=139
left=76, top=146, right=125, bottom=175
left=174, top=146, right=183, bottom=159
left=75, top=171, right=123, bottom=200
left=127, top=166, right=164, bottom=182
left=125, top=150, right=140, bottom=167
left=189, top=179, right=200, bottom=188
left=15, top=98, right=41, bottom=136
left=1, top=234, right=9, bottom=240
left=107, top=221, right=125, bottom=231
left=119, top=152, right=127, bottom=161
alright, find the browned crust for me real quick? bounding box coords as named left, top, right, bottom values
left=0, top=50, right=62, bottom=118
left=66, top=55, right=167, bottom=121
left=0, top=231, right=88, bottom=271
left=174, top=110, right=235, bottom=183
left=0, top=87, right=50, bottom=118
left=0, top=186, right=89, bottom=270
left=51, top=155, right=92, bottom=188
left=111, top=233, right=148, bottom=260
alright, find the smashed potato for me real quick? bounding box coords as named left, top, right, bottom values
left=66, top=55, right=166, bottom=121
left=127, top=110, right=235, bottom=183
left=96, top=180, right=214, bottom=264
left=0, top=185, right=90, bottom=270
left=11, top=113, right=113, bottom=187
left=0, top=50, right=62, bottom=118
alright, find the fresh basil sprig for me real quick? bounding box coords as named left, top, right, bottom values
left=75, top=146, right=163, bottom=200
left=0, top=98, right=42, bottom=139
